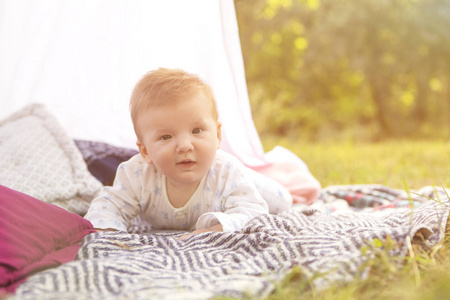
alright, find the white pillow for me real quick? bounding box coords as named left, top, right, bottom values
left=0, top=103, right=102, bottom=215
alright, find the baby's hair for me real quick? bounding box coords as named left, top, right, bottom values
left=130, top=68, right=218, bottom=137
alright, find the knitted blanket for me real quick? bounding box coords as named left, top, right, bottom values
left=12, top=185, right=450, bottom=299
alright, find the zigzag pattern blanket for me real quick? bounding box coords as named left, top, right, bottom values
left=12, top=185, right=450, bottom=299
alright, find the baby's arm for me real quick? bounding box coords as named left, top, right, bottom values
left=204, top=194, right=268, bottom=232
left=85, top=161, right=142, bottom=231
left=196, top=172, right=269, bottom=233
left=179, top=151, right=270, bottom=238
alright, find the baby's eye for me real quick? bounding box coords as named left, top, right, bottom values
left=192, top=128, right=202, bottom=134
left=160, top=135, right=171, bottom=141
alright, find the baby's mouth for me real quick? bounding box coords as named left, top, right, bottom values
left=177, top=160, right=196, bottom=168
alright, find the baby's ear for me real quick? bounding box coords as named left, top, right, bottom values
left=216, top=122, right=222, bottom=149
left=136, top=141, right=152, bottom=164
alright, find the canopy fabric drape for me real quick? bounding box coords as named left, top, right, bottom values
left=0, top=0, right=320, bottom=203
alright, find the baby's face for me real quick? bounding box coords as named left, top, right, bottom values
left=136, top=91, right=221, bottom=191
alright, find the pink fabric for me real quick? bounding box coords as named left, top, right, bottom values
left=250, top=146, right=321, bottom=204
left=0, top=185, right=95, bottom=293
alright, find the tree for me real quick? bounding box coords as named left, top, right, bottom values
left=235, top=0, right=450, bottom=141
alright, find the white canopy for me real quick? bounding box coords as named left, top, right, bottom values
left=0, top=0, right=320, bottom=203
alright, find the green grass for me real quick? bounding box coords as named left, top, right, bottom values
left=261, top=137, right=450, bottom=189
left=254, top=138, right=450, bottom=300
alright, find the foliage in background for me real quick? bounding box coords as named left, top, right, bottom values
left=235, top=0, right=450, bottom=142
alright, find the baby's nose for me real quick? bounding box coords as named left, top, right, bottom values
left=176, top=137, right=194, bottom=153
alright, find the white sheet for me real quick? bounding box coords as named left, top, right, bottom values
left=0, top=0, right=266, bottom=165
left=0, top=0, right=321, bottom=203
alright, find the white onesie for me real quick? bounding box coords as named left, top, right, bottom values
left=85, top=150, right=292, bottom=232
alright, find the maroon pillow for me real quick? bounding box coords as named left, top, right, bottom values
left=0, top=185, right=95, bottom=293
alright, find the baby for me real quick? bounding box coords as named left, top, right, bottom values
left=84, top=68, right=292, bottom=239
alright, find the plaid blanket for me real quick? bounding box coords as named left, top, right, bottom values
left=12, top=185, right=450, bottom=299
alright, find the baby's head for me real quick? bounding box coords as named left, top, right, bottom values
left=130, top=68, right=218, bottom=140
left=129, top=68, right=222, bottom=191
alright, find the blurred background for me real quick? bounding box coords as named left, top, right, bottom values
left=234, top=0, right=450, bottom=143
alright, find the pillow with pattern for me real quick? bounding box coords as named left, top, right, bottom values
left=0, top=103, right=102, bottom=215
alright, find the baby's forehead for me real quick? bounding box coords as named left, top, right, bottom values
left=141, top=111, right=214, bottom=134
left=147, top=91, right=216, bottom=111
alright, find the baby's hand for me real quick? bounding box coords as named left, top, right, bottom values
left=178, top=224, right=223, bottom=240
